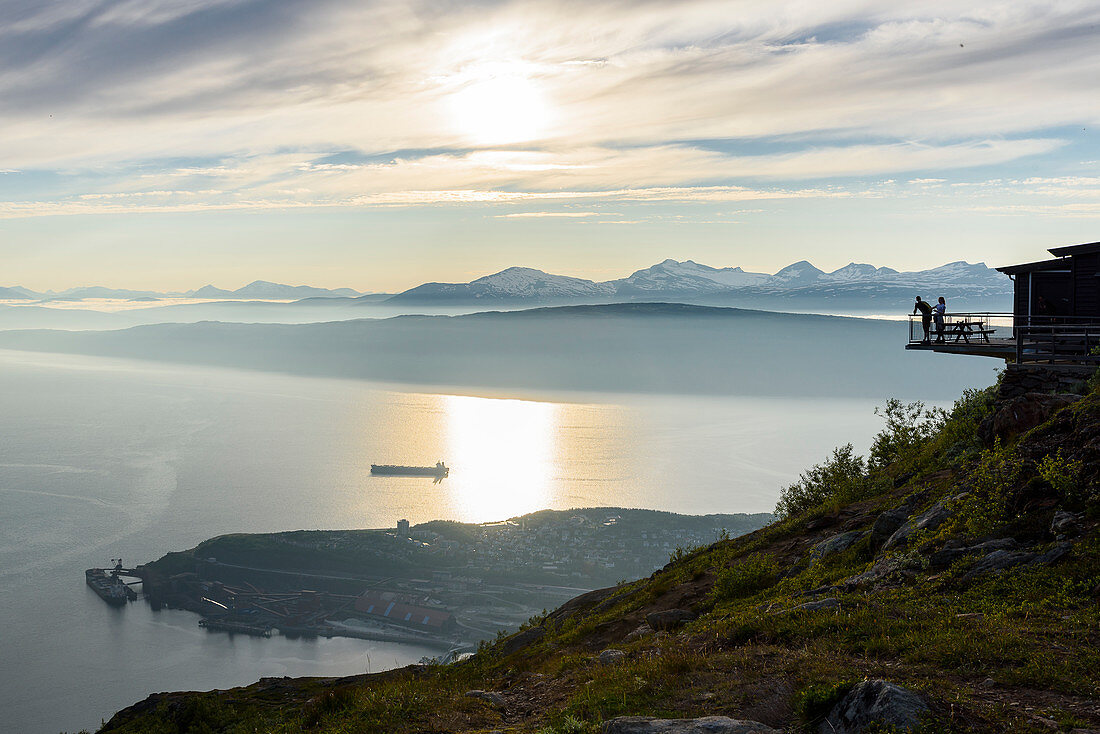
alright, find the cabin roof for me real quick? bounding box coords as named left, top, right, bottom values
left=995, top=241, right=1100, bottom=275
left=996, top=257, right=1072, bottom=275
left=1047, top=241, right=1100, bottom=258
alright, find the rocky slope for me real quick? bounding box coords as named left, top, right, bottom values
left=96, top=374, right=1100, bottom=734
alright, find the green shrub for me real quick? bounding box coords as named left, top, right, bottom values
left=951, top=441, right=1021, bottom=537
left=1038, top=450, right=1090, bottom=507
left=711, top=553, right=780, bottom=601
left=937, top=385, right=998, bottom=457
left=775, top=444, right=868, bottom=518
left=792, top=680, right=853, bottom=730
left=868, top=399, right=947, bottom=470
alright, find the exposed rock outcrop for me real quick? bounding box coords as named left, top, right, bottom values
left=599, top=649, right=626, bottom=666
left=928, top=538, right=1018, bottom=570
left=465, top=690, right=506, bottom=709
left=1052, top=510, right=1085, bottom=537
left=646, top=609, right=695, bottom=631
left=810, top=531, right=864, bottom=562
left=961, top=543, right=1071, bottom=582
left=980, top=392, right=1082, bottom=445
left=882, top=495, right=962, bottom=550
left=820, top=680, right=930, bottom=733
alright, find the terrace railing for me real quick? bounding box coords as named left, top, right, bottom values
left=906, top=311, right=1012, bottom=346
left=1012, top=315, right=1100, bottom=364
left=906, top=312, right=1100, bottom=364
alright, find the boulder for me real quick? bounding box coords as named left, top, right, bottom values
left=842, top=555, right=924, bottom=590
left=961, top=543, right=1071, bottom=582
left=928, top=538, right=1018, bottom=570
left=464, top=690, right=506, bottom=709
left=810, top=531, right=864, bottom=562
left=980, top=392, right=1082, bottom=446
left=883, top=496, right=962, bottom=551
left=602, top=716, right=780, bottom=733
left=646, top=609, right=696, bottom=632
left=820, top=679, right=930, bottom=733
left=1051, top=510, right=1085, bottom=537
left=796, top=597, right=839, bottom=612
left=496, top=626, right=544, bottom=656
left=599, top=649, right=627, bottom=666
left=869, top=507, right=910, bottom=551
left=775, top=597, right=839, bottom=615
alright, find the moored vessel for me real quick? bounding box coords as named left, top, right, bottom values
left=371, top=461, right=449, bottom=477
left=85, top=568, right=129, bottom=607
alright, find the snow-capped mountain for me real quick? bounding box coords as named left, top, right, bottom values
left=769, top=260, right=826, bottom=286
left=894, top=261, right=1004, bottom=286
left=818, top=263, right=900, bottom=282
left=391, top=267, right=615, bottom=302
left=617, top=259, right=771, bottom=293
left=388, top=258, right=1011, bottom=307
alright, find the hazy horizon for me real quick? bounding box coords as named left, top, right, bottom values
left=3, top=255, right=1006, bottom=296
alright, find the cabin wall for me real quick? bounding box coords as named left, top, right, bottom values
left=1032, top=270, right=1073, bottom=317
left=1013, top=278, right=1029, bottom=322
left=1072, top=252, right=1100, bottom=318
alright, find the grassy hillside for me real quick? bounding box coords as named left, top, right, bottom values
left=95, top=374, right=1100, bottom=733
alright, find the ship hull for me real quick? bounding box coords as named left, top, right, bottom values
left=371, top=464, right=449, bottom=477
left=85, top=569, right=129, bottom=607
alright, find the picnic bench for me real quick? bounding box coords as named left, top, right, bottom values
left=941, top=319, right=995, bottom=344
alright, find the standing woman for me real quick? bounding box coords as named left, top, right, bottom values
left=933, top=296, right=947, bottom=343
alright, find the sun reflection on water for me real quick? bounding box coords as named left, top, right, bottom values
left=443, top=394, right=558, bottom=522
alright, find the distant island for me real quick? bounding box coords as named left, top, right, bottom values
left=0, top=302, right=1000, bottom=400
left=121, top=508, right=772, bottom=650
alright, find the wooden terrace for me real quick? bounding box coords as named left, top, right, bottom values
left=905, top=312, right=1100, bottom=364
left=904, top=312, right=1016, bottom=359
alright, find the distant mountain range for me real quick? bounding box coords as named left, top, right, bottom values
left=0, top=280, right=364, bottom=301
left=0, top=259, right=1011, bottom=310
left=388, top=259, right=1010, bottom=306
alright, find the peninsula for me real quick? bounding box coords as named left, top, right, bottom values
left=127, top=508, right=772, bottom=650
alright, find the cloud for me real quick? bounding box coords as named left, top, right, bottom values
left=0, top=1, right=1097, bottom=162
left=0, top=0, right=1096, bottom=219
left=495, top=211, right=607, bottom=218
left=0, top=182, right=859, bottom=219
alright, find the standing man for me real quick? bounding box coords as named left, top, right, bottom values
left=913, top=296, right=932, bottom=344
left=933, top=296, right=947, bottom=343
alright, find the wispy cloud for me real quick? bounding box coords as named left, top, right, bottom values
left=495, top=211, right=607, bottom=218
left=0, top=0, right=1097, bottom=264
left=0, top=1, right=1096, bottom=169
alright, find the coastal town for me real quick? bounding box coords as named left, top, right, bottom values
left=106, top=508, right=772, bottom=650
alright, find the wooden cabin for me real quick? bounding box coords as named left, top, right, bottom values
left=996, top=241, right=1100, bottom=323
left=906, top=241, right=1100, bottom=364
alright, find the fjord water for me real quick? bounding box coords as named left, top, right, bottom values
left=0, top=349, right=997, bottom=733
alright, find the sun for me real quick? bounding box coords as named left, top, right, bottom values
left=448, top=68, right=551, bottom=146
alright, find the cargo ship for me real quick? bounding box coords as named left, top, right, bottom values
left=371, top=462, right=449, bottom=478
left=85, top=568, right=130, bottom=607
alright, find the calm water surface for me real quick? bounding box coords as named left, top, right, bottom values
left=0, top=349, right=972, bottom=733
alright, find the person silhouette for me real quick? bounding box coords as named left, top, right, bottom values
left=913, top=296, right=932, bottom=344
left=932, top=297, right=947, bottom=343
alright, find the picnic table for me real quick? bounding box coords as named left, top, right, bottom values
left=943, top=319, right=994, bottom=344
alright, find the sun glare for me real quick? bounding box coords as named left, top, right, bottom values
left=448, top=68, right=551, bottom=145
left=443, top=394, right=557, bottom=521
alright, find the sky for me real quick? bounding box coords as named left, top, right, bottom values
left=0, top=0, right=1098, bottom=292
